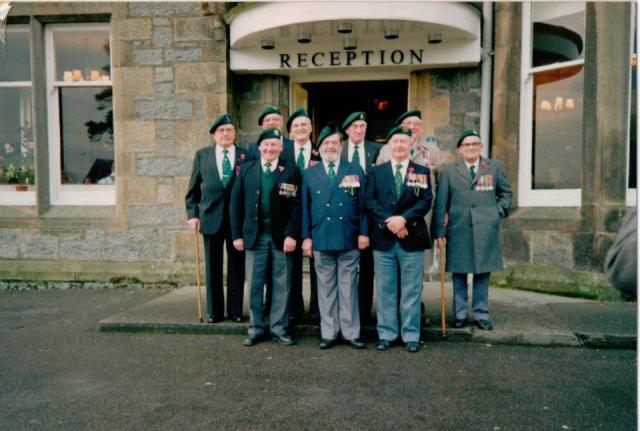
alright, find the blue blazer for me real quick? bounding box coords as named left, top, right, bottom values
left=365, top=161, right=433, bottom=251
left=185, top=145, right=248, bottom=235
left=301, top=160, right=367, bottom=251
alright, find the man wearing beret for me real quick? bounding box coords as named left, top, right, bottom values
left=340, top=111, right=382, bottom=327
left=302, top=123, right=368, bottom=349
left=285, top=108, right=321, bottom=325
left=433, top=129, right=512, bottom=331
left=365, top=125, right=433, bottom=352
left=185, top=114, right=247, bottom=324
left=247, top=106, right=294, bottom=161
left=230, top=128, right=301, bottom=346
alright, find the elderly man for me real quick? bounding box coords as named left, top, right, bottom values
left=230, top=128, right=301, bottom=346
left=185, top=114, right=247, bottom=323
left=247, top=106, right=294, bottom=161
left=365, top=125, right=433, bottom=353
left=285, top=108, right=321, bottom=325
left=302, top=123, right=368, bottom=350
left=433, top=129, right=512, bottom=331
left=340, top=111, right=382, bottom=327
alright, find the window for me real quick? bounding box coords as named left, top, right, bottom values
left=45, top=23, right=114, bottom=205
left=0, top=25, right=35, bottom=205
left=519, top=2, right=585, bottom=206
left=627, top=7, right=637, bottom=206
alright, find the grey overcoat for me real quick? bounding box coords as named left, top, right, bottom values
left=433, top=158, right=512, bottom=274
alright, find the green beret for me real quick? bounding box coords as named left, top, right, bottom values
left=394, top=109, right=421, bottom=126
left=317, top=123, right=342, bottom=147
left=258, top=106, right=282, bottom=126
left=209, top=113, right=233, bottom=134
left=456, top=129, right=481, bottom=147
left=286, top=108, right=310, bottom=131
left=385, top=125, right=412, bottom=142
left=342, top=111, right=367, bottom=131
left=257, top=127, right=283, bottom=145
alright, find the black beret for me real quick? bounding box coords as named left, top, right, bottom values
left=317, top=123, right=342, bottom=147
left=342, top=111, right=367, bottom=131
left=286, top=108, right=310, bottom=131
left=456, top=129, right=481, bottom=147
left=209, top=113, right=233, bottom=134
left=257, top=127, right=283, bottom=145
left=258, top=106, right=282, bottom=126
left=394, top=109, right=422, bottom=126
left=385, top=125, right=412, bottom=142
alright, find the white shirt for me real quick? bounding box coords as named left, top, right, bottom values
left=390, top=158, right=409, bottom=182
left=322, top=158, right=340, bottom=175
left=348, top=140, right=367, bottom=172
left=293, top=141, right=312, bottom=168
left=215, top=144, right=236, bottom=181
left=260, top=157, right=279, bottom=173
left=464, top=159, right=480, bottom=177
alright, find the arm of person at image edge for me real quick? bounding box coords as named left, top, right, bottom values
left=185, top=149, right=204, bottom=235
left=605, top=208, right=637, bottom=299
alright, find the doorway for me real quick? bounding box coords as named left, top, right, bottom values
left=302, top=80, right=408, bottom=143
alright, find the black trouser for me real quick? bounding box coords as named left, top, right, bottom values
left=288, top=245, right=319, bottom=320
left=358, top=246, right=375, bottom=323
left=203, top=218, right=245, bottom=319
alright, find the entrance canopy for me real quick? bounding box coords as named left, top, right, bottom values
left=227, top=2, right=481, bottom=77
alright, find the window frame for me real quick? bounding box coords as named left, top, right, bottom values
left=0, top=25, right=36, bottom=206
left=45, top=22, right=115, bottom=206
left=626, top=3, right=637, bottom=207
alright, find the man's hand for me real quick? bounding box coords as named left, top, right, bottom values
left=358, top=235, right=370, bottom=250
left=301, top=238, right=313, bottom=257
left=283, top=236, right=297, bottom=253
left=437, top=237, right=446, bottom=249
left=385, top=215, right=406, bottom=234
left=187, top=218, right=200, bottom=235
left=396, top=227, right=408, bottom=239
left=233, top=239, right=244, bottom=251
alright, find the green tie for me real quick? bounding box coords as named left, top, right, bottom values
left=263, top=161, right=271, bottom=175
left=297, top=147, right=306, bottom=171
left=222, top=149, right=232, bottom=187
left=328, top=162, right=336, bottom=185
left=351, top=146, right=360, bottom=167
left=395, top=164, right=403, bottom=197
left=469, top=164, right=476, bottom=179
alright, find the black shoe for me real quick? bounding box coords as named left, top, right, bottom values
left=243, top=335, right=262, bottom=347
left=207, top=315, right=223, bottom=324
left=229, top=315, right=244, bottom=323
left=349, top=339, right=366, bottom=349
left=376, top=340, right=391, bottom=351
left=273, top=333, right=297, bottom=346
left=319, top=339, right=336, bottom=349
left=405, top=341, right=420, bottom=353
left=452, top=319, right=468, bottom=329
left=475, top=319, right=493, bottom=331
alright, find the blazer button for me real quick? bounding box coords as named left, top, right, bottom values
left=339, top=203, right=343, bottom=206
left=326, top=203, right=330, bottom=207
left=317, top=191, right=321, bottom=194
left=339, top=216, right=343, bottom=220
left=327, top=217, right=331, bottom=221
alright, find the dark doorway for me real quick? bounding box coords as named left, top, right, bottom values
left=304, top=80, right=408, bottom=144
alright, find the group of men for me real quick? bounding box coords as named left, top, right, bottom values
left=185, top=106, right=512, bottom=352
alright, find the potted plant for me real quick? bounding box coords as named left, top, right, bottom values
left=2, top=146, right=35, bottom=191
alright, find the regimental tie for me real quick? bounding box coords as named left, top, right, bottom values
left=394, top=164, right=403, bottom=197
left=469, top=164, right=476, bottom=180
left=297, top=147, right=306, bottom=170
left=351, top=146, right=360, bottom=168
left=263, top=161, right=272, bottom=175
left=222, top=149, right=232, bottom=186
left=328, top=162, right=337, bottom=185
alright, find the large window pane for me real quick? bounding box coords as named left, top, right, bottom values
left=532, top=65, right=583, bottom=189
left=54, top=30, right=110, bottom=82
left=59, top=87, right=113, bottom=184
left=0, top=29, right=30, bottom=81
left=630, top=61, right=637, bottom=189
left=532, top=2, right=585, bottom=68
left=0, top=88, right=34, bottom=185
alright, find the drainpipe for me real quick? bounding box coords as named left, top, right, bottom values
left=480, top=2, right=493, bottom=158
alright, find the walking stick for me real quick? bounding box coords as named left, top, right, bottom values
left=194, top=233, right=204, bottom=323
left=439, top=244, right=447, bottom=338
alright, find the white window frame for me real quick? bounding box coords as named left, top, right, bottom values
left=518, top=2, right=584, bottom=207
left=45, top=23, right=115, bottom=206
left=626, top=4, right=638, bottom=207
left=0, top=25, right=36, bottom=206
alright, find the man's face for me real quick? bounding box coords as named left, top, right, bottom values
left=458, top=136, right=483, bottom=163
left=388, top=134, right=412, bottom=162
left=262, top=113, right=283, bottom=130
left=259, top=138, right=283, bottom=162
left=290, top=117, right=312, bottom=143
left=346, top=120, right=367, bottom=145
left=213, top=124, right=236, bottom=148
left=401, top=116, right=423, bottom=143
left=319, top=134, right=342, bottom=163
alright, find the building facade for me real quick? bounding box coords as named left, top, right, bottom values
left=0, top=2, right=636, bottom=287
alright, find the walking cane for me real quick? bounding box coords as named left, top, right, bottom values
left=439, top=244, right=447, bottom=338
left=194, top=233, right=204, bottom=323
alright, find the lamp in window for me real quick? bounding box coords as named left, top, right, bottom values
left=261, top=38, right=275, bottom=50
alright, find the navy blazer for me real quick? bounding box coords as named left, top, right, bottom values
left=230, top=159, right=301, bottom=251
left=365, top=161, right=433, bottom=251
left=185, top=145, right=248, bottom=235
left=340, top=139, right=383, bottom=173
left=246, top=136, right=294, bottom=161
left=301, top=160, right=368, bottom=252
